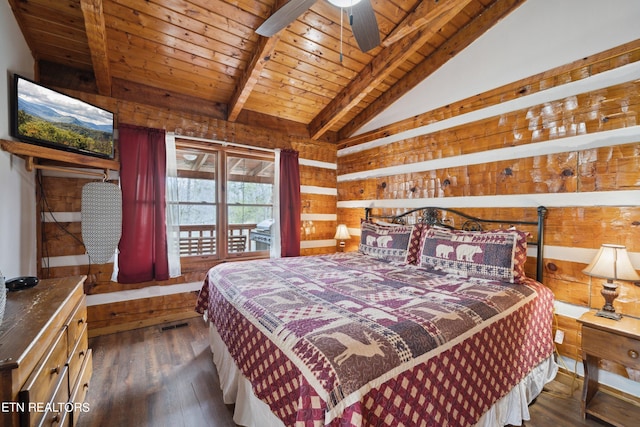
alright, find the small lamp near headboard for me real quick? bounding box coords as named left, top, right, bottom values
left=583, top=244, right=640, bottom=320
left=334, top=224, right=351, bottom=252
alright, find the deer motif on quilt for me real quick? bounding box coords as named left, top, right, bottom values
left=313, top=331, right=385, bottom=366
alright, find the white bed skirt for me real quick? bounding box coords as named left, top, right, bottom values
left=209, top=323, right=558, bottom=427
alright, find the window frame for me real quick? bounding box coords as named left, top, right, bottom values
left=175, top=140, right=275, bottom=264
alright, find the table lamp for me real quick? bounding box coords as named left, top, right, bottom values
left=582, top=244, right=640, bottom=320
left=334, top=224, right=351, bottom=252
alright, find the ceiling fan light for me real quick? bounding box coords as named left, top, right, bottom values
left=328, top=0, right=363, bottom=8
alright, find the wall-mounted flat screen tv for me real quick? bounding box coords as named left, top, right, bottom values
left=11, top=74, right=115, bottom=159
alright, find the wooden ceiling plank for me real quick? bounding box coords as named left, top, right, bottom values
left=111, top=77, right=227, bottom=120
left=264, top=60, right=345, bottom=94
left=308, top=0, right=473, bottom=139
left=106, top=26, right=247, bottom=75
left=108, top=40, right=238, bottom=88
left=25, top=28, right=91, bottom=56
left=80, top=0, right=112, bottom=96
left=276, top=29, right=365, bottom=77
left=109, top=62, right=235, bottom=101
left=159, top=0, right=262, bottom=40
left=339, top=0, right=524, bottom=139
left=272, top=39, right=359, bottom=82
left=18, top=0, right=82, bottom=15
left=117, top=0, right=256, bottom=48
left=105, top=1, right=254, bottom=65
left=250, top=86, right=325, bottom=113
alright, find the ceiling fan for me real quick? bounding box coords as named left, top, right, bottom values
left=256, top=0, right=381, bottom=53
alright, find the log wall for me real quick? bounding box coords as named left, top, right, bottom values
left=336, top=40, right=640, bottom=382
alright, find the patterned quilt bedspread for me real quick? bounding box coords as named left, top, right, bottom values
left=195, top=252, right=555, bottom=426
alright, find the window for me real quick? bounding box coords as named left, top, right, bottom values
left=175, top=143, right=274, bottom=261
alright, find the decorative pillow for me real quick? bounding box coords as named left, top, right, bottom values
left=416, top=227, right=529, bottom=283
left=359, top=221, right=425, bottom=265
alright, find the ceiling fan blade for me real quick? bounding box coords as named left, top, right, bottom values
left=350, top=0, right=380, bottom=52
left=256, top=0, right=318, bottom=37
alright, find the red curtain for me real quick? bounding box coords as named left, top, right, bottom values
left=280, top=149, right=301, bottom=257
left=117, top=124, right=169, bottom=283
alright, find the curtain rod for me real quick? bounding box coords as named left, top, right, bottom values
left=169, top=133, right=277, bottom=154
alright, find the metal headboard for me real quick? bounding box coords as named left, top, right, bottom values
left=365, top=206, right=548, bottom=283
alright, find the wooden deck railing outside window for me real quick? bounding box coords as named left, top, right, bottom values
left=179, top=224, right=257, bottom=256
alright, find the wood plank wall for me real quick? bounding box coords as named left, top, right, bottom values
left=37, top=95, right=337, bottom=337
left=336, top=40, right=640, bottom=386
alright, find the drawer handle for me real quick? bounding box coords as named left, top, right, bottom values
left=79, top=350, right=86, bottom=358
left=51, top=414, right=60, bottom=425
left=50, top=365, right=60, bottom=375
left=629, top=349, right=639, bottom=359
left=78, top=318, right=85, bottom=325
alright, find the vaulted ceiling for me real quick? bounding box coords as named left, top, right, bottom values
left=8, top=0, right=525, bottom=142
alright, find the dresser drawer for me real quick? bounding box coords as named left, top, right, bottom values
left=19, top=328, right=68, bottom=411
left=69, top=349, right=92, bottom=427
left=582, top=325, right=640, bottom=370
left=67, top=322, right=89, bottom=388
left=35, top=366, right=70, bottom=427
left=66, top=297, right=87, bottom=357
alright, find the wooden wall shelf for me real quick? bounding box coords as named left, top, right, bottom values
left=0, top=139, right=119, bottom=172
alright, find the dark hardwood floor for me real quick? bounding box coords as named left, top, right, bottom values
left=77, top=319, right=610, bottom=427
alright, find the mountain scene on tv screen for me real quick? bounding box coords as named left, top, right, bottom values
left=17, top=95, right=113, bottom=157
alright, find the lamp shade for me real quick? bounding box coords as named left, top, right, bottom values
left=334, top=224, right=351, bottom=240
left=583, top=244, right=640, bottom=282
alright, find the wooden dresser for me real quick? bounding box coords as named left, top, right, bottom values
left=0, top=276, right=92, bottom=427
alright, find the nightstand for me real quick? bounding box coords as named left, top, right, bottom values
left=577, top=311, right=640, bottom=426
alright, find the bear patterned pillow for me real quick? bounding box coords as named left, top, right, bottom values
left=359, top=221, right=424, bottom=264
left=417, top=227, right=528, bottom=283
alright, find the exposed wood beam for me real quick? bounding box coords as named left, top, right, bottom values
left=383, top=0, right=453, bottom=47
left=192, top=154, right=208, bottom=171
left=307, top=0, right=472, bottom=140
left=339, top=0, right=526, bottom=139
left=227, top=35, right=281, bottom=122
left=228, top=157, right=244, bottom=171
left=228, top=0, right=289, bottom=122
left=80, top=0, right=112, bottom=96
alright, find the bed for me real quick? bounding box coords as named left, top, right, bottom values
left=195, top=206, right=557, bottom=426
